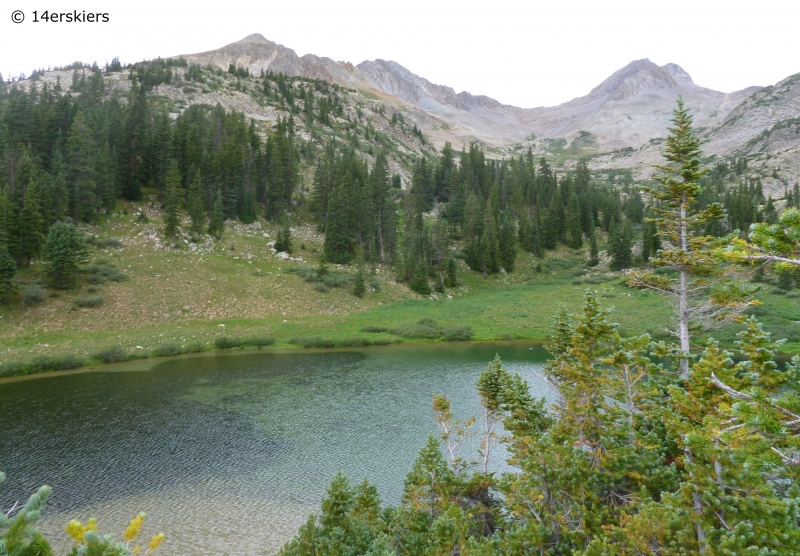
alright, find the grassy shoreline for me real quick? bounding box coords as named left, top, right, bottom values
left=2, top=201, right=798, bottom=379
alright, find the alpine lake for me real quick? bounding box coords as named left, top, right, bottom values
left=1, top=341, right=551, bottom=555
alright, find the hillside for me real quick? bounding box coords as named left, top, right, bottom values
left=174, top=34, right=800, bottom=188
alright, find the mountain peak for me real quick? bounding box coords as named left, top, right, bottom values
left=588, top=58, right=677, bottom=101
left=234, top=33, right=271, bottom=45
left=661, top=63, right=693, bottom=84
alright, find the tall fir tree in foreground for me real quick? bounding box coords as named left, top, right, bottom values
left=630, top=97, right=754, bottom=377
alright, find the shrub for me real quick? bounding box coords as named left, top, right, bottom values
left=771, top=288, right=787, bottom=295
left=370, top=277, right=381, bottom=292
left=314, top=282, right=329, bottom=293
left=92, top=345, right=127, bottom=363
left=0, top=360, right=27, bottom=377
left=215, top=336, right=244, bottom=350
left=323, top=276, right=337, bottom=288
left=75, top=295, right=104, bottom=307
left=243, top=335, right=276, bottom=347
left=151, top=342, right=183, bottom=357
left=86, top=273, right=106, bottom=285
left=289, top=336, right=397, bottom=348
left=87, top=264, right=129, bottom=282
left=786, top=291, right=800, bottom=299
left=442, top=326, right=473, bottom=341
left=361, top=326, right=388, bottom=333
left=390, top=319, right=442, bottom=339
left=289, top=336, right=335, bottom=348
left=22, top=283, right=47, bottom=306
left=86, top=285, right=99, bottom=293
left=185, top=340, right=206, bottom=353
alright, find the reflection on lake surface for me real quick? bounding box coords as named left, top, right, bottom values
left=1, top=342, right=551, bottom=555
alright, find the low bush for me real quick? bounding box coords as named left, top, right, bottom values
left=314, top=282, right=329, bottom=293
left=92, top=345, right=128, bottom=363
left=87, top=264, right=129, bottom=282
left=289, top=336, right=397, bottom=348
left=22, top=283, right=47, bottom=306
left=184, top=340, right=206, bottom=353
left=215, top=336, right=244, bottom=350
left=243, top=335, right=276, bottom=347
left=0, top=360, right=26, bottom=377
left=0, top=354, right=86, bottom=377
left=442, top=325, right=473, bottom=341
left=151, top=342, right=183, bottom=357
left=370, top=277, right=381, bottom=292
left=289, top=336, right=336, bottom=348
left=361, top=325, right=388, bottom=333
left=75, top=295, right=104, bottom=307
left=786, top=291, right=800, bottom=299
left=771, top=288, right=787, bottom=295
left=390, top=318, right=442, bottom=339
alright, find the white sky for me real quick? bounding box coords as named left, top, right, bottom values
left=1, top=0, right=798, bottom=108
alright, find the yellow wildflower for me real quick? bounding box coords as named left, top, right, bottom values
left=148, top=533, right=165, bottom=552
left=65, top=517, right=97, bottom=543
left=124, top=513, right=146, bottom=542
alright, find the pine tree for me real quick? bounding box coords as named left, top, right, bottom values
left=207, top=187, right=225, bottom=240
left=588, top=221, right=599, bottom=267
left=353, top=268, right=365, bottom=298
left=324, top=185, right=354, bottom=264
left=777, top=268, right=794, bottom=291
left=446, top=254, right=458, bottom=287
left=66, top=111, right=98, bottom=221
left=498, top=211, right=517, bottom=272
left=0, top=247, right=15, bottom=301
left=43, top=221, right=88, bottom=289
left=484, top=202, right=500, bottom=274
left=162, top=162, right=181, bottom=240
left=275, top=220, right=293, bottom=254
left=18, top=180, right=45, bottom=267
left=186, top=170, right=206, bottom=235
left=565, top=194, right=583, bottom=249
left=609, top=218, right=633, bottom=270
left=631, top=98, right=755, bottom=377
left=410, top=260, right=431, bottom=295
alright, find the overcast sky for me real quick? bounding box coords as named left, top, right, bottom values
left=1, top=0, right=798, bottom=108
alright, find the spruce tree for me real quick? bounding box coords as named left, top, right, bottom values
left=0, top=247, right=15, bottom=301
left=631, top=98, right=754, bottom=377
left=609, top=218, right=633, bottom=270
left=588, top=222, right=599, bottom=267
left=18, top=180, right=45, bottom=267
left=275, top=220, right=293, bottom=254
left=324, top=185, right=354, bottom=264
left=446, top=254, right=458, bottom=287
left=208, top=188, right=225, bottom=240
left=484, top=203, right=500, bottom=274
left=162, top=162, right=181, bottom=240
left=186, top=170, right=206, bottom=235
left=66, top=111, right=98, bottom=221
left=43, top=221, right=88, bottom=289
left=410, top=260, right=431, bottom=295
left=498, top=211, right=517, bottom=272
left=353, top=268, right=366, bottom=298
left=565, top=194, right=583, bottom=249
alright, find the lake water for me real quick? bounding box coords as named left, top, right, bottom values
left=1, top=342, right=551, bottom=555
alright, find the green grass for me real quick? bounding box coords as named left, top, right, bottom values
left=1, top=200, right=798, bottom=378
